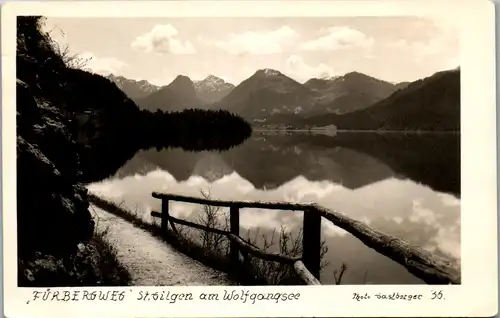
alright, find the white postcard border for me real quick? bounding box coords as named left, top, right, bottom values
left=2, top=1, right=497, bottom=317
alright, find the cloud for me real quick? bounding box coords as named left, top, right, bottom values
left=389, top=37, right=459, bottom=68
left=300, top=26, right=374, bottom=51
left=409, top=199, right=438, bottom=226
left=79, top=52, right=127, bottom=75
left=388, top=39, right=407, bottom=48
left=285, top=55, right=336, bottom=82
left=388, top=21, right=459, bottom=66
left=203, top=26, right=299, bottom=55
left=131, top=24, right=196, bottom=54
left=437, top=193, right=461, bottom=207
left=389, top=38, right=442, bottom=56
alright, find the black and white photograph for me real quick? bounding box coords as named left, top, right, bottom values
left=3, top=1, right=497, bottom=317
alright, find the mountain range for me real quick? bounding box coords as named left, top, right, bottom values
left=304, top=71, right=405, bottom=115
left=106, top=66, right=460, bottom=132
left=106, top=74, right=159, bottom=101
left=107, top=74, right=235, bottom=109
left=134, top=75, right=201, bottom=112
left=300, top=68, right=460, bottom=131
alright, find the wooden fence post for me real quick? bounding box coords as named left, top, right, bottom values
left=230, top=205, right=240, bottom=263
left=161, top=199, right=169, bottom=235
left=302, top=208, right=321, bottom=280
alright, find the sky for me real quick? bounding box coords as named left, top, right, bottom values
left=43, top=17, right=460, bottom=86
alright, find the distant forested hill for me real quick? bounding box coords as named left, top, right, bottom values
left=302, top=68, right=460, bottom=131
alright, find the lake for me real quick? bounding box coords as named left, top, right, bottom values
left=88, top=131, right=461, bottom=285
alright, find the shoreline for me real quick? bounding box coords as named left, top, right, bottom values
left=252, top=129, right=460, bottom=134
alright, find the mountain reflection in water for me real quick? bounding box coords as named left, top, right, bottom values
left=88, top=131, right=460, bottom=285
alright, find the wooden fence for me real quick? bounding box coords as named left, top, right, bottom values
left=150, top=192, right=461, bottom=285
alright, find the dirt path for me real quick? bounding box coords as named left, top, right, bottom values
left=90, top=205, right=233, bottom=286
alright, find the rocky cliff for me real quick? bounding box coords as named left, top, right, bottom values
left=16, top=16, right=131, bottom=286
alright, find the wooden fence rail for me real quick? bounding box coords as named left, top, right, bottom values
left=150, top=192, right=461, bottom=285
left=150, top=210, right=320, bottom=284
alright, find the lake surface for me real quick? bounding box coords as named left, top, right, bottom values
left=88, top=131, right=461, bottom=285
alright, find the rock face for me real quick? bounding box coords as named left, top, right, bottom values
left=15, top=17, right=135, bottom=286
left=16, top=17, right=96, bottom=264
left=16, top=80, right=94, bottom=260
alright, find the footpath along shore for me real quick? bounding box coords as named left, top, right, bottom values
left=90, top=205, right=233, bottom=286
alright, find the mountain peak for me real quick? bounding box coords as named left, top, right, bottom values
left=171, top=74, right=192, bottom=83
left=340, top=71, right=394, bottom=86
left=204, top=74, right=222, bottom=82
left=218, top=68, right=315, bottom=119
left=197, top=74, right=231, bottom=86
left=256, top=68, right=282, bottom=77
left=106, top=74, right=159, bottom=100
left=106, top=73, right=126, bottom=81
left=137, top=74, right=200, bottom=111
left=343, top=71, right=370, bottom=79
left=191, top=74, right=235, bottom=103
left=166, top=75, right=195, bottom=91
left=319, top=75, right=340, bottom=81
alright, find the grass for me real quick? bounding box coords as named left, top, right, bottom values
left=87, top=226, right=133, bottom=286
left=88, top=190, right=349, bottom=286
left=18, top=222, right=132, bottom=287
